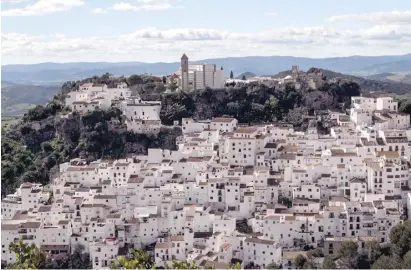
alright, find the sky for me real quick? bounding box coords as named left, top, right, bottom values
left=1, top=0, right=411, bottom=65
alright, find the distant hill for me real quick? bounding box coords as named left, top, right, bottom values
left=2, top=53, right=411, bottom=84
left=365, top=73, right=397, bottom=81
left=273, top=68, right=411, bottom=95
left=357, top=60, right=411, bottom=75
left=365, top=72, right=411, bottom=85
left=1, top=82, right=58, bottom=118
left=235, top=72, right=256, bottom=79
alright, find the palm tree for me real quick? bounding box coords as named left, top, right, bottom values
left=8, top=237, right=48, bottom=269
left=230, top=262, right=242, bottom=269
left=165, top=260, right=201, bottom=269
left=112, top=248, right=154, bottom=269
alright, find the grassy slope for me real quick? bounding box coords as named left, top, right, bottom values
left=1, top=82, right=58, bottom=117
left=1, top=119, right=18, bottom=131
left=365, top=72, right=411, bottom=84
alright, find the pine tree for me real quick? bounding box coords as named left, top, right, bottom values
left=230, top=70, right=234, bottom=79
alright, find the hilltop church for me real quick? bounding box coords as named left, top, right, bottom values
left=174, top=54, right=225, bottom=91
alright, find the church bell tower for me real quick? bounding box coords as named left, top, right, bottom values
left=181, top=53, right=189, bottom=91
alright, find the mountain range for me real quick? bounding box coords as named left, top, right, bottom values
left=2, top=53, right=411, bottom=84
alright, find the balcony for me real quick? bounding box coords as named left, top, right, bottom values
left=14, top=235, right=35, bottom=242
left=22, top=235, right=35, bottom=240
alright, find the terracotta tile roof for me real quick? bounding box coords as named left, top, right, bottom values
left=128, top=175, right=145, bottom=184
left=66, top=167, right=95, bottom=172
left=235, top=127, right=258, bottom=134
left=245, top=237, right=275, bottom=245
left=212, top=117, right=235, bottom=123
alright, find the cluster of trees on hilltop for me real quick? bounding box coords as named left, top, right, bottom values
left=273, top=67, right=411, bottom=95
left=159, top=80, right=360, bottom=126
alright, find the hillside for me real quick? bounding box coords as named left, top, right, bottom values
left=2, top=53, right=411, bottom=84
left=357, top=60, right=411, bottom=75
left=365, top=73, right=411, bottom=85
left=273, top=68, right=411, bottom=95
left=235, top=72, right=256, bottom=79
left=1, top=72, right=364, bottom=197
left=1, top=82, right=59, bottom=119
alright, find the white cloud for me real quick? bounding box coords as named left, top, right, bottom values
left=327, top=10, right=411, bottom=24
left=51, top=33, right=66, bottom=38
left=264, top=12, right=279, bottom=17
left=94, top=0, right=182, bottom=13
left=111, top=1, right=173, bottom=11
left=1, top=0, right=30, bottom=3
left=112, top=2, right=140, bottom=11
left=92, top=7, right=108, bottom=14
left=1, top=0, right=84, bottom=16
left=122, top=27, right=229, bottom=40
left=2, top=24, right=411, bottom=64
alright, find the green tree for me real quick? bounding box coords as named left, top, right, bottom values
left=112, top=248, right=154, bottom=269
left=364, top=240, right=381, bottom=264
left=101, top=72, right=112, bottom=82
left=230, top=262, right=242, bottom=269
left=371, top=255, right=401, bottom=269
left=338, top=241, right=358, bottom=268
left=266, top=262, right=281, bottom=269
left=278, top=195, right=292, bottom=208
left=264, top=96, right=281, bottom=121
left=69, top=244, right=92, bottom=269
left=127, top=75, right=143, bottom=86
left=230, top=71, right=234, bottom=79
left=307, top=248, right=323, bottom=258
left=295, top=254, right=307, bottom=269
left=8, top=237, right=48, bottom=269
left=389, top=220, right=411, bottom=259
left=403, top=250, right=411, bottom=268
left=241, top=75, right=246, bottom=80
left=399, top=98, right=411, bottom=116
left=236, top=218, right=253, bottom=234
left=302, top=260, right=316, bottom=269
left=322, top=256, right=336, bottom=269
left=165, top=260, right=201, bottom=269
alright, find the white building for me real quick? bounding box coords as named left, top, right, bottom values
left=122, top=99, right=162, bottom=134
left=2, top=94, right=409, bottom=269
left=176, top=54, right=225, bottom=91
